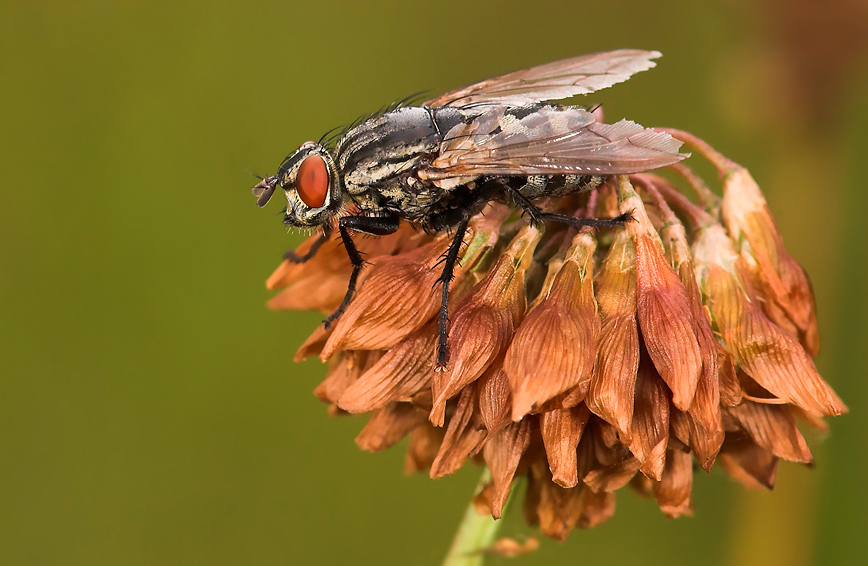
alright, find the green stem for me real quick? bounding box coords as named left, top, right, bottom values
left=441, top=469, right=506, bottom=566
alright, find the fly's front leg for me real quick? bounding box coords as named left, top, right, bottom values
left=507, top=181, right=633, bottom=229
left=434, top=214, right=471, bottom=370
left=323, top=214, right=400, bottom=330
left=283, top=226, right=331, bottom=263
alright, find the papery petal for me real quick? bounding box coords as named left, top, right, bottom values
left=404, top=423, right=444, bottom=474
left=540, top=405, right=591, bottom=487
left=314, top=351, right=381, bottom=404
left=355, top=402, right=426, bottom=452
left=338, top=324, right=436, bottom=413
left=619, top=176, right=702, bottom=410
left=587, top=230, right=639, bottom=441
left=576, top=488, right=616, bottom=529
left=477, top=365, right=512, bottom=438
left=506, top=232, right=600, bottom=419
left=722, top=166, right=820, bottom=355
left=430, top=227, right=539, bottom=425
left=694, top=225, right=846, bottom=417
left=430, top=384, right=487, bottom=478
left=718, top=434, right=778, bottom=490
left=294, top=324, right=334, bottom=362
left=726, top=402, right=812, bottom=463
left=583, top=456, right=641, bottom=493
left=483, top=419, right=532, bottom=518
left=659, top=222, right=724, bottom=467
left=652, top=447, right=693, bottom=518
left=629, top=356, right=670, bottom=480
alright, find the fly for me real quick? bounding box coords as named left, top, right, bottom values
left=252, top=49, right=688, bottom=368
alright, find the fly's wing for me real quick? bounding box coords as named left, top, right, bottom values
left=418, top=106, right=687, bottom=182
left=424, top=50, right=661, bottom=108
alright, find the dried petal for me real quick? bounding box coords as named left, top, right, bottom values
left=694, top=225, right=846, bottom=417
left=718, top=434, right=778, bottom=490
left=477, top=365, right=512, bottom=438
left=576, top=488, right=616, bottom=529
left=483, top=419, right=532, bottom=518
left=337, top=324, right=436, bottom=413
left=653, top=448, right=693, bottom=518
left=629, top=356, right=670, bottom=480
left=506, top=232, right=600, bottom=419
left=583, top=456, right=641, bottom=492
left=404, top=423, right=445, bottom=474
left=430, top=227, right=539, bottom=425
left=726, top=402, right=812, bottom=463
left=540, top=405, right=591, bottom=487
left=587, top=230, right=639, bottom=441
left=659, top=221, right=725, bottom=468
left=314, top=351, right=381, bottom=404
left=355, top=402, right=426, bottom=452
left=722, top=166, right=820, bottom=355
left=430, top=384, right=487, bottom=478
left=620, top=177, right=702, bottom=410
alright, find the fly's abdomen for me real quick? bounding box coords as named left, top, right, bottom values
left=518, top=174, right=601, bottom=200
left=336, top=106, right=463, bottom=195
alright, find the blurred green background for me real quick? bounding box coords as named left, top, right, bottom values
left=1, top=1, right=865, bottom=565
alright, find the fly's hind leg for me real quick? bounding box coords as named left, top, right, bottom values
left=323, top=214, right=400, bottom=330
left=506, top=180, right=633, bottom=230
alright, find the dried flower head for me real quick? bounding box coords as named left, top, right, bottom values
left=266, top=131, right=845, bottom=542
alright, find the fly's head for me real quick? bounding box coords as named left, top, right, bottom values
left=252, top=141, right=343, bottom=228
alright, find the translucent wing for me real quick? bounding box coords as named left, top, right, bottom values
left=424, top=50, right=661, bottom=108
left=418, top=106, right=687, bottom=182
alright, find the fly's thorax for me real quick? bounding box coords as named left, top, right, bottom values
left=335, top=106, right=464, bottom=196
left=278, top=142, right=344, bottom=227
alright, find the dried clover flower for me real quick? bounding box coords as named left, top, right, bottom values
left=266, top=131, right=845, bottom=545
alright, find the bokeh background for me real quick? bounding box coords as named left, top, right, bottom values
left=1, top=1, right=866, bottom=565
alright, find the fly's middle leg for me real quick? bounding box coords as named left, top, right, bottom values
left=433, top=214, right=471, bottom=370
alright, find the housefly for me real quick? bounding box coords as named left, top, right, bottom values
left=253, top=49, right=687, bottom=367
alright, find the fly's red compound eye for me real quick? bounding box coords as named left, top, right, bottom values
left=296, top=154, right=329, bottom=208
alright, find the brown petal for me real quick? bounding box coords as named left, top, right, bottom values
left=576, top=489, right=616, bottom=529
left=726, top=402, right=813, bottom=463
left=629, top=356, right=670, bottom=480
left=652, top=448, right=693, bottom=518
left=694, top=225, right=846, bottom=417
left=540, top=405, right=591, bottom=488
left=718, top=354, right=743, bottom=407
left=430, top=384, right=487, bottom=478
left=404, top=423, right=445, bottom=474
left=321, top=222, right=496, bottom=355
left=267, top=271, right=349, bottom=312
left=294, top=324, right=334, bottom=362
left=721, top=166, right=820, bottom=355
left=718, top=434, right=778, bottom=490
left=659, top=222, right=724, bottom=468
left=620, top=176, right=702, bottom=410
left=430, top=227, right=538, bottom=425
left=537, top=478, right=584, bottom=541
left=337, top=324, right=436, bottom=413
left=506, top=232, right=600, bottom=419
left=587, top=230, right=639, bottom=441
left=583, top=456, right=641, bottom=493
left=477, top=365, right=512, bottom=438
left=266, top=235, right=348, bottom=291
left=355, top=402, right=426, bottom=452
left=483, top=419, right=532, bottom=518
left=313, top=351, right=380, bottom=404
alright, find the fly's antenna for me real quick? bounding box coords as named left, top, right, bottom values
left=251, top=174, right=279, bottom=208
